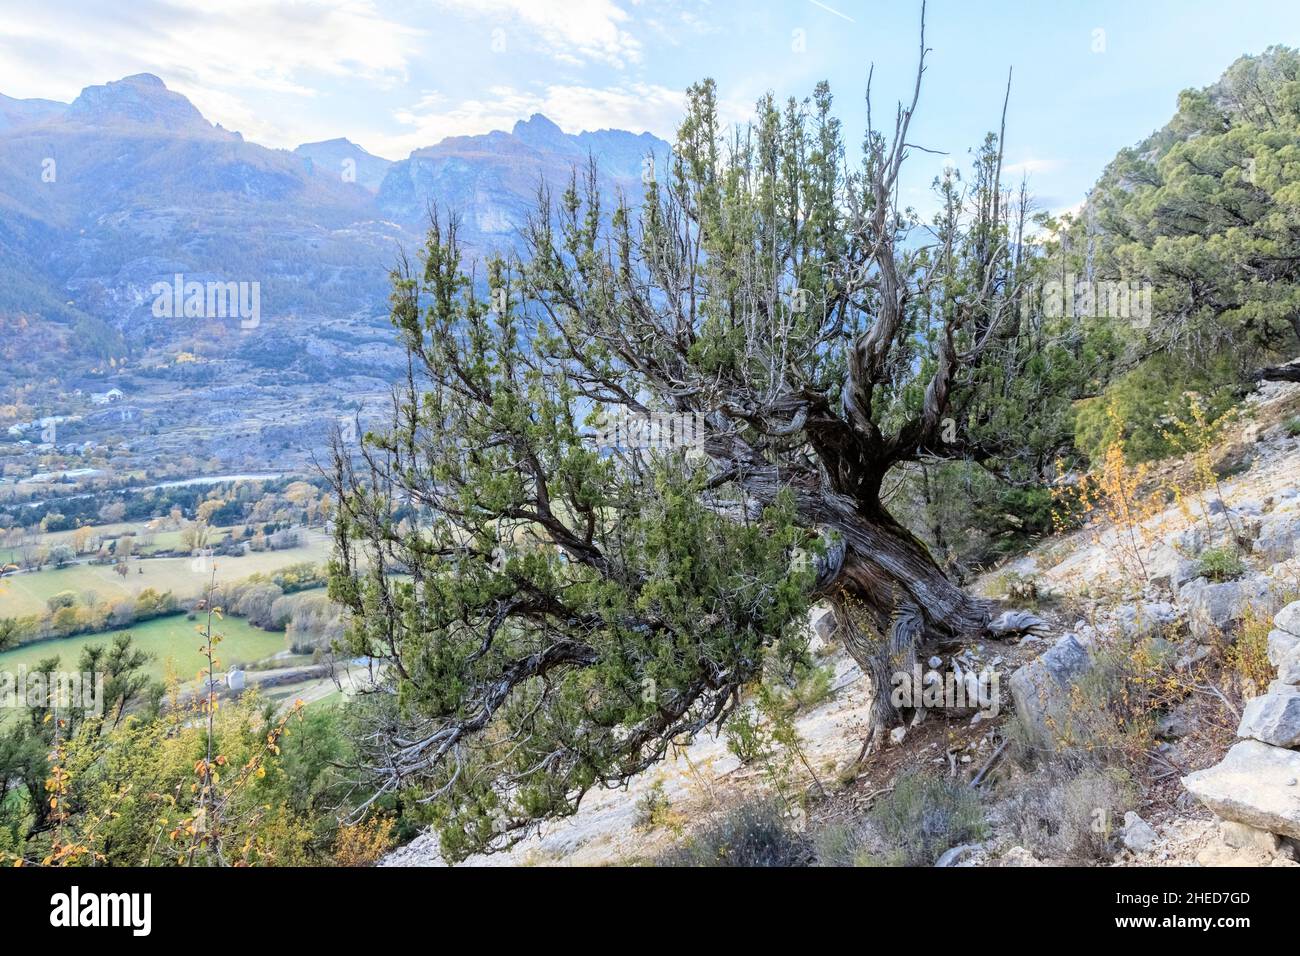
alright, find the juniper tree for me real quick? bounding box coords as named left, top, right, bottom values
left=1066, top=45, right=1300, bottom=393
left=329, top=14, right=1058, bottom=857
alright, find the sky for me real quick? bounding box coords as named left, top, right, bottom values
left=2, top=0, right=1299, bottom=214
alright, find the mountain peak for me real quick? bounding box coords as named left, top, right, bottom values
left=66, top=73, right=210, bottom=131
left=299, top=136, right=353, bottom=149
left=512, top=113, right=567, bottom=145
left=119, top=73, right=167, bottom=89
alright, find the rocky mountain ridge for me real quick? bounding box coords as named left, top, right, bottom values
left=0, top=74, right=668, bottom=375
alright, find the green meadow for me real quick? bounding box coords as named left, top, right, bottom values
left=0, top=613, right=287, bottom=685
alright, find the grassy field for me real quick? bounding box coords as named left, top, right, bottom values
left=0, top=613, right=287, bottom=685
left=0, top=529, right=332, bottom=617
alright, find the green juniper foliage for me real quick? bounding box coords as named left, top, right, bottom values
left=1057, top=46, right=1300, bottom=462
left=328, top=213, right=813, bottom=858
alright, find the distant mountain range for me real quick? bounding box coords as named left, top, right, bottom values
left=0, top=74, right=668, bottom=383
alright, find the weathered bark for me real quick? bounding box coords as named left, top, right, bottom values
left=708, top=428, right=1001, bottom=747
left=816, top=500, right=994, bottom=750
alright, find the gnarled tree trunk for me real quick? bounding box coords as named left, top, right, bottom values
left=1257, top=360, right=1300, bottom=383
left=813, top=495, right=994, bottom=750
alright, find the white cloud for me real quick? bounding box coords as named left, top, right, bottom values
left=435, top=0, right=643, bottom=68
left=0, top=0, right=422, bottom=104
left=1004, top=156, right=1064, bottom=177
left=373, top=82, right=686, bottom=157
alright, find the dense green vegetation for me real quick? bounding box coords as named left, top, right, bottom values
left=1055, top=46, right=1300, bottom=462
left=0, top=626, right=385, bottom=866
left=327, top=44, right=1300, bottom=862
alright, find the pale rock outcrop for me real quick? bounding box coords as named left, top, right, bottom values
left=1182, top=600, right=1300, bottom=841
left=1008, top=633, right=1093, bottom=751
left=1275, top=602, right=1300, bottom=637
left=1113, top=601, right=1180, bottom=639
left=1182, top=741, right=1300, bottom=840
left=1236, top=693, right=1300, bottom=747
left=1121, top=811, right=1159, bottom=852
left=1253, top=513, right=1300, bottom=561
left=1146, top=545, right=1200, bottom=592
left=1180, top=575, right=1277, bottom=642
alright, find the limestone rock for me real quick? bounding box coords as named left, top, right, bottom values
left=1008, top=634, right=1092, bottom=751
left=1220, top=820, right=1282, bottom=855
left=1121, top=812, right=1158, bottom=852
left=1279, top=651, right=1300, bottom=686
left=1114, top=601, right=1180, bottom=639
left=1182, top=576, right=1277, bottom=642
left=1275, top=601, right=1300, bottom=637
left=1268, top=629, right=1300, bottom=669
left=809, top=606, right=837, bottom=643
left=935, top=843, right=981, bottom=867
left=1146, top=546, right=1200, bottom=592
left=998, top=845, right=1043, bottom=867
left=1254, top=514, right=1300, bottom=561
left=1236, top=693, right=1300, bottom=747
left=1182, top=740, right=1300, bottom=839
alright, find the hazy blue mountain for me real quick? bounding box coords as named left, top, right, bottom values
left=294, top=137, right=392, bottom=193
left=63, top=73, right=213, bottom=132
left=378, top=113, right=664, bottom=246
left=0, top=74, right=668, bottom=386
left=0, top=93, right=67, bottom=131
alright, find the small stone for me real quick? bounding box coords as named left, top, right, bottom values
left=889, top=726, right=907, bottom=746
left=1155, top=710, right=1192, bottom=740
left=998, top=846, right=1042, bottom=867
left=1220, top=820, right=1282, bottom=855
left=1175, top=644, right=1212, bottom=672
left=1121, top=811, right=1159, bottom=853
left=928, top=656, right=943, bottom=669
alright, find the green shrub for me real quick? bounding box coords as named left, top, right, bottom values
left=657, top=800, right=808, bottom=867
left=1284, top=416, right=1300, bottom=438
left=813, top=819, right=875, bottom=867
left=1074, top=355, right=1237, bottom=465
left=788, top=661, right=835, bottom=710
left=1196, top=546, right=1245, bottom=582
left=633, top=779, right=684, bottom=834
left=868, top=773, right=987, bottom=866
left=1004, top=764, right=1136, bottom=863
left=723, top=710, right=769, bottom=765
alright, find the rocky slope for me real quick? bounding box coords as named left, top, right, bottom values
left=382, top=378, right=1300, bottom=867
